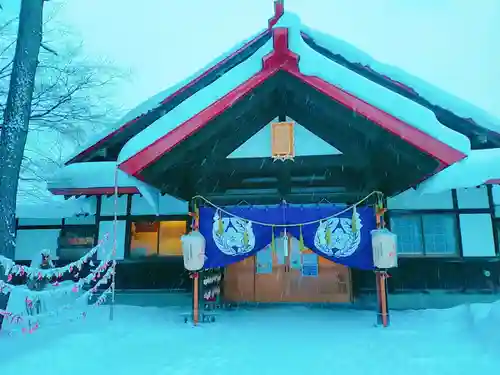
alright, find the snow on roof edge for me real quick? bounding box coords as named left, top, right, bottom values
left=117, top=37, right=275, bottom=163
left=299, top=24, right=500, bottom=134
left=65, top=27, right=269, bottom=164
left=416, top=148, right=500, bottom=193
left=16, top=196, right=96, bottom=219
left=47, top=161, right=138, bottom=190
left=277, top=12, right=470, bottom=155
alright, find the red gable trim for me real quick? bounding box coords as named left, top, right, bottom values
left=119, top=28, right=466, bottom=179
left=65, top=31, right=274, bottom=166
left=486, top=179, right=500, bottom=185
left=268, top=0, right=285, bottom=28
left=49, top=187, right=139, bottom=196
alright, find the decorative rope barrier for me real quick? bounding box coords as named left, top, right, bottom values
left=191, top=190, right=384, bottom=227
left=0, top=234, right=109, bottom=280
left=0, top=236, right=114, bottom=335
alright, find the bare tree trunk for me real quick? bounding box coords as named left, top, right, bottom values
left=0, top=0, right=44, bottom=329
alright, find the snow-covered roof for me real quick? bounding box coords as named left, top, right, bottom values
left=47, top=161, right=139, bottom=191
left=117, top=37, right=275, bottom=163
left=117, top=11, right=470, bottom=165
left=299, top=25, right=500, bottom=135
left=416, top=149, right=500, bottom=193
left=65, top=27, right=269, bottom=164
left=66, top=8, right=500, bottom=166
left=16, top=197, right=95, bottom=219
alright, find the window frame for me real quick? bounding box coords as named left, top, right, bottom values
left=57, top=224, right=98, bottom=261
left=389, top=213, right=460, bottom=258
left=127, top=216, right=190, bottom=260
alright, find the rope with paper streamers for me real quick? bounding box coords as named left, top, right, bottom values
left=1, top=281, right=114, bottom=335
left=192, top=190, right=384, bottom=228
left=0, top=262, right=114, bottom=335
left=0, top=255, right=113, bottom=297
left=0, top=233, right=109, bottom=281
left=0, top=237, right=114, bottom=334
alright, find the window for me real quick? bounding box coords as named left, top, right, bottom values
left=129, top=220, right=187, bottom=258
left=57, top=226, right=97, bottom=261
left=390, top=214, right=458, bottom=256
left=496, top=220, right=500, bottom=251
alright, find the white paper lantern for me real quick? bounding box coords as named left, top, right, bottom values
left=181, top=231, right=206, bottom=271
left=371, top=229, right=398, bottom=269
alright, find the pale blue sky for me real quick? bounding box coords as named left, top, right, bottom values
left=7, top=0, right=500, bottom=117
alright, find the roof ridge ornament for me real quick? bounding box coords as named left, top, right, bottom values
left=268, top=0, right=285, bottom=28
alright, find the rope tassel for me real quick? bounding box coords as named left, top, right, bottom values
left=271, top=226, right=276, bottom=253
left=243, top=221, right=249, bottom=246
left=299, top=225, right=305, bottom=252
left=217, top=211, right=224, bottom=235
left=352, top=205, right=358, bottom=233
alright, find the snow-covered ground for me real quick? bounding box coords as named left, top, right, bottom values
left=1, top=301, right=499, bottom=375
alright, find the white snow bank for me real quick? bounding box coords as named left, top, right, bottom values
left=1, top=303, right=500, bottom=374
left=118, top=37, right=275, bottom=163
left=47, top=162, right=138, bottom=190
left=468, top=300, right=500, bottom=351
left=276, top=12, right=471, bottom=156
left=2, top=282, right=85, bottom=333
left=16, top=197, right=95, bottom=219
left=416, top=148, right=500, bottom=193
left=300, top=23, right=500, bottom=134
left=66, top=28, right=269, bottom=163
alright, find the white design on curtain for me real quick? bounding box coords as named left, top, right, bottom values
left=212, top=211, right=256, bottom=256
left=314, top=214, right=362, bottom=257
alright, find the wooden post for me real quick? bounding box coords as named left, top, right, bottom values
left=375, top=197, right=390, bottom=327
left=193, top=272, right=199, bottom=325
left=376, top=271, right=389, bottom=327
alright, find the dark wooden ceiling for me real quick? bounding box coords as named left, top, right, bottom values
left=140, top=71, right=440, bottom=205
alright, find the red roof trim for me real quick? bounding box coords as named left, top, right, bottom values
left=486, top=179, right=500, bottom=185
left=119, top=27, right=466, bottom=179
left=268, top=0, right=285, bottom=28
left=119, top=28, right=297, bottom=176
left=65, top=30, right=272, bottom=165
left=49, top=187, right=140, bottom=196
left=289, top=70, right=466, bottom=166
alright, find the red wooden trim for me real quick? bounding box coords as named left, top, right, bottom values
left=49, top=187, right=140, bottom=196
left=268, top=0, right=285, bottom=28
left=119, top=27, right=466, bottom=179
left=288, top=70, right=465, bottom=166
left=66, top=30, right=271, bottom=165
left=486, top=179, right=500, bottom=185
left=119, top=29, right=296, bottom=177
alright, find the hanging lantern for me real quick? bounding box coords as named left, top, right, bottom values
left=371, top=229, right=398, bottom=269
left=271, top=121, right=295, bottom=161
left=181, top=231, right=206, bottom=271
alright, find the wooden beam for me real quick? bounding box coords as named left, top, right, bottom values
left=202, top=190, right=370, bottom=206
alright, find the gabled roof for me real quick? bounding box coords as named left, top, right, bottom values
left=64, top=4, right=284, bottom=165
left=114, top=11, right=470, bottom=179
left=52, top=3, right=500, bottom=198
left=65, top=2, right=500, bottom=168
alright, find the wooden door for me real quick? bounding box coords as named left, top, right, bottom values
left=223, top=241, right=352, bottom=304
left=286, top=252, right=351, bottom=303
left=254, top=249, right=288, bottom=302
left=223, top=257, right=255, bottom=302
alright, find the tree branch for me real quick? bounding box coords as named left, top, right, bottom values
left=40, top=42, right=57, bottom=56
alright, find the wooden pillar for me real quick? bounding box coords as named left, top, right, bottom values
left=376, top=271, right=389, bottom=327
left=375, top=197, right=390, bottom=327
left=193, top=272, right=199, bottom=325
